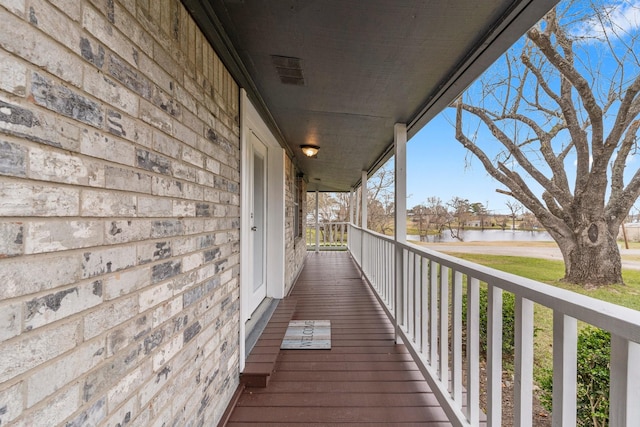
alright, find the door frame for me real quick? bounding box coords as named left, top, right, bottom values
left=247, top=132, right=267, bottom=314
left=239, top=89, right=286, bottom=369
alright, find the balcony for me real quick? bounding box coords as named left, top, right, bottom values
left=227, top=251, right=459, bottom=425
left=226, top=225, right=640, bottom=426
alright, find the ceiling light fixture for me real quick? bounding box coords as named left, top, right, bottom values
left=300, top=145, right=320, bottom=157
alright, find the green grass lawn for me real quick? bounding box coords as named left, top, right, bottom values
left=449, top=253, right=640, bottom=379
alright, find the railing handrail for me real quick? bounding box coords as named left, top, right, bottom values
left=396, top=240, right=640, bottom=343
left=306, top=220, right=350, bottom=224
left=349, top=223, right=393, bottom=241
left=351, top=223, right=640, bottom=342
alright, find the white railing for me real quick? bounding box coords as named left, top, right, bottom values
left=306, top=221, right=349, bottom=249
left=347, top=223, right=640, bottom=427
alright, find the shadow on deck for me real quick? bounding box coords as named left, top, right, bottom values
left=225, top=251, right=453, bottom=426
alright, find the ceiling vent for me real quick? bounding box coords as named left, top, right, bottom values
left=271, top=55, right=305, bottom=86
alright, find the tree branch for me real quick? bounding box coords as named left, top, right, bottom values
left=528, top=16, right=604, bottom=155
left=608, top=120, right=640, bottom=215
left=525, top=25, right=591, bottom=196
left=607, top=167, right=640, bottom=228
left=603, top=74, right=640, bottom=157
left=460, top=102, right=572, bottom=208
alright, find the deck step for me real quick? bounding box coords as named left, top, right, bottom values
left=240, top=298, right=297, bottom=388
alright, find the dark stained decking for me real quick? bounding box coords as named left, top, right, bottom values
left=226, top=251, right=453, bottom=426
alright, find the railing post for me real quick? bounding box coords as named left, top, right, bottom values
left=610, top=335, right=640, bottom=426
left=429, top=261, right=438, bottom=366
left=514, top=295, right=534, bottom=427
left=394, top=244, right=403, bottom=342
left=466, top=277, right=480, bottom=425
left=355, top=187, right=361, bottom=228
left=349, top=187, right=354, bottom=225
left=360, top=172, right=367, bottom=276
left=452, top=270, right=463, bottom=404
left=487, top=285, right=503, bottom=427
left=394, top=123, right=407, bottom=344
left=552, top=312, right=577, bottom=427
left=315, top=190, right=319, bottom=253
left=421, top=257, right=429, bottom=355
left=439, top=265, right=449, bottom=385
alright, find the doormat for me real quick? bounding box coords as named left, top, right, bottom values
left=280, top=320, right=331, bottom=350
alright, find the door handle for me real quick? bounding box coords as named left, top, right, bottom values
left=251, top=226, right=257, bottom=231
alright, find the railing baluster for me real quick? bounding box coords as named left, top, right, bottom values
left=421, top=257, right=429, bottom=356
left=514, top=295, right=534, bottom=427
left=487, top=284, right=503, bottom=427
left=439, top=265, right=449, bottom=385
left=379, top=240, right=385, bottom=302
left=407, top=251, right=414, bottom=338
left=308, top=222, right=352, bottom=249
left=380, top=239, right=384, bottom=294
left=374, top=238, right=379, bottom=292
left=466, top=277, right=480, bottom=425
left=403, top=248, right=410, bottom=330
left=394, top=241, right=403, bottom=340
left=387, top=241, right=392, bottom=312
left=452, top=270, right=463, bottom=403
left=414, top=253, right=421, bottom=348
left=430, top=260, right=438, bottom=367
left=609, top=335, right=640, bottom=426
left=552, top=311, right=577, bottom=427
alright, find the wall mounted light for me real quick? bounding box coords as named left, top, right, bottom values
left=300, top=145, right=320, bottom=157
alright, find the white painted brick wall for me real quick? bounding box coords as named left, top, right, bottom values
left=26, top=339, right=105, bottom=408
left=0, top=301, right=21, bottom=342
left=25, top=220, right=104, bottom=254
left=0, top=1, right=243, bottom=426
left=0, top=181, right=80, bottom=216
left=0, top=50, right=26, bottom=96
left=0, top=321, right=80, bottom=383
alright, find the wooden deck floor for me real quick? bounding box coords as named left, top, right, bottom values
left=227, top=251, right=453, bottom=426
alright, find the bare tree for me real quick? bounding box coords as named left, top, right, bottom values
left=426, top=196, right=448, bottom=234
left=446, top=197, right=471, bottom=241
left=454, top=2, right=640, bottom=286
left=367, top=164, right=395, bottom=234
left=505, top=200, right=523, bottom=231
left=521, top=211, right=540, bottom=230
left=496, top=215, right=510, bottom=231
left=412, top=204, right=430, bottom=238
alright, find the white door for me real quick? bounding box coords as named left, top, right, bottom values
left=248, top=132, right=267, bottom=316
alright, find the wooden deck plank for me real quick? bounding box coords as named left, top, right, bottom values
left=228, top=422, right=453, bottom=427
left=227, top=252, right=453, bottom=426
left=228, top=407, right=450, bottom=423
left=236, top=392, right=442, bottom=407
left=277, top=352, right=414, bottom=362
left=267, top=370, right=427, bottom=383
left=240, top=380, right=432, bottom=394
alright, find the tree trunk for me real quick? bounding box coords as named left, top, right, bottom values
left=557, top=220, right=623, bottom=286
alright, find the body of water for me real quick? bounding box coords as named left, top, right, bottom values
left=407, top=229, right=552, bottom=243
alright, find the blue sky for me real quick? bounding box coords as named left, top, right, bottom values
left=403, top=0, right=640, bottom=216
left=406, top=113, right=519, bottom=215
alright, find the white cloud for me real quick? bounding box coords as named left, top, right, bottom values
left=573, top=1, right=640, bottom=40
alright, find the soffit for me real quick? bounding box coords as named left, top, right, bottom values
left=183, top=0, right=557, bottom=191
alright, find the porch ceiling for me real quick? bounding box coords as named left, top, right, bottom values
left=183, top=0, right=557, bottom=192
